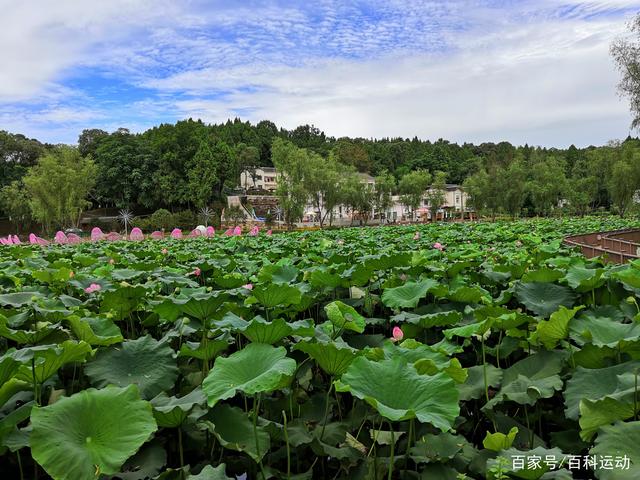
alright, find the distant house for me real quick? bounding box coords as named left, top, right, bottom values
left=240, top=167, right=279, bottom=192
left=386, top=184, right=470, bottom=222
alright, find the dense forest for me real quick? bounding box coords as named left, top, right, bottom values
left=2, top=118, right=640, bottom=229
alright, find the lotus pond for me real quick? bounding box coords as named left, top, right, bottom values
left=2, top=217, right=640, bottom=480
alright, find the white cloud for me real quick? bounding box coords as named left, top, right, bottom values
left=1, top=0, right=639, bottom=146
left=163, top=14, right=636, bottom=147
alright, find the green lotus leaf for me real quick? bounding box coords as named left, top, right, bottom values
left=15, top=340, right=93, bottom=384
left=118, top=442, right=167, bottom=480
left=85, top=335, right=179, bottom=399
left=202, top=343, right=296, bottom=407
left=483, top=427, right=518, bottom=451
left=381, top=279, right=439, bottom=309
left=494, top=446, right=567, bottom=480
left=324, top=300, right=365, bottom=333
left=240, top=317, right=293, bottom=344
left=257, top=263, right=299, bottom=284
left=0, top=378, right=30, bottom=410
left=66, top=315, right=123, bottom=346
left=0, top=314, right=60, bottom=344
left=579, top=397, right=636, bottom=441
left=334, top=356, right=459, bottom=430
left=151, top=388, right=206, bottom=427
left=613, top=267, right=640, bottom=290
left=172, top=290, right=229, bottom=321
left=0, top=349, right=21, bottom=385
left=213, top=272, right=246, bottom=289
left=521, top=268, right=564, bottom=283
left=202, top=404, right=270, bottom=462
left=188, top=464, right=233, bottom=480
left=457, top=364, right=503, bottom=401
left=486, top=350, right=565, bottom=408
left=178, top=339, right=229, bottom=361
left=409, top=432, right=468, bottom=463
left=252, top=283, right=302, bottom=308
left=386, top=340, right=467, bottom=383
left=0, top=291, right=45, bottom=307
left=100, top=286, right=147, bottom=321
left=110, top=269, right=144, bottom=281
left=530, top=305, right=584, bottom=350
left=293, top=339, right=360, bottom=376
left=563, top=265, right=605, bottom=292
left=308, top=268, right=343, bottom=289
left=590, top=421, right=640, bottom=480
left=445, top=285, right=490, bottom=304
left=570, top=314, right=640, bottom=348
left=30, top=385, right=157, bottom=480
left=564, top=362, right=640, bottom=420
left=514, top=282, right=577, bottom=317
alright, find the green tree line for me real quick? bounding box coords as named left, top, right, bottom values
left=3, top=121, right=640, bottom=231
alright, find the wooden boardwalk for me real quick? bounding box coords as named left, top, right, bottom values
left=563, top=228, right=640, bottom=263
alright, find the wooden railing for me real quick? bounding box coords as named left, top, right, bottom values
left=563, top=229, right=640, bottom=263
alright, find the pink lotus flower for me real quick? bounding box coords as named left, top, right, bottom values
left=190, top=267, right=201, bottom=277
left=413, top=232, right=420, bottom=240
left=433, top=242, right=443, bottom=251
left=105, top=232, right=121, bottom=241
left=130, top=227, right=144, bottom=241
left=233, top=226, right=242, bottom=236
left=170, top=228, right=182, bottom=239
left=189, top=228, right=202, bottom=237
left=54, top=231, right=68, bottom=244
left=67, top=233, right=81, bottom=244
left=224, top=228, right=233, bottom=236
left=242, top=283, right=253, bottom=290
left=84, top=283, right=101, bottom=294
left=12, top=235, right=21, bottom=244
left=161, top=248, right=168, bottom=255
left=249, top=226, right=259, bottom=236
left=151, top=231, right=164, bottom=240
left=206, top=226, right=215, bottom=237
left=91, top=227, right=104, bottom=242
left=391, top=326, right=404, bottom=342
left=0, top=236, right=11, bottom=245
left=29, top=233, right=49, bottom=246
left=266, top=229, right=272, bottom=236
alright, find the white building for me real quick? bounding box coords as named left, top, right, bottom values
left=240, top=167, right=279, bottom=192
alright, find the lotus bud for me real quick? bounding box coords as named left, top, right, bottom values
left=391, top=326, right=404, bottom=342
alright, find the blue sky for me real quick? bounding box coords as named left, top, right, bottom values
left=1, top=0, right=639, bottom=146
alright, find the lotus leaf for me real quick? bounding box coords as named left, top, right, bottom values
left=30, top=385, right=157, bottom=480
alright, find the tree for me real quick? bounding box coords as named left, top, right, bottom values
left=527, top=156, right=567, bottom=216
left=0, top=180, right=32, bottom=231
left=236, top=143, right=260, bottom=189
left=342, top=173, right=375, bottom=226
left=186, top=137, right=236, bottom=227
left=23, top=147, right=97, bottom=231
left=271, top=139, right=308, bottom=228
left=373, top=171, right=396, bottom=222
left=77, top=128, right=108, bottom=157
left=498, top=160, right=527, bottom=218
left=611, top=15, right=640, bottom=129
left=425, top=171, right=447, bottom=221
left=333, top=140, right=371, bottom=172
left=463, top=168, right=500, bottom=220
left=398, top=169, right=431, bottom=221
left=608, top=150, right=640, bottom=217
left=303, top=153, right=345, bottom=228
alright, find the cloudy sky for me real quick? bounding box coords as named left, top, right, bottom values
left=1, top=0, right=639, bottom=147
